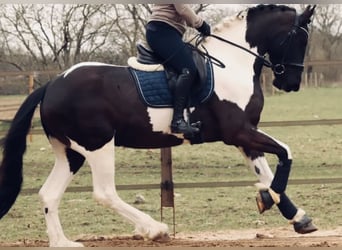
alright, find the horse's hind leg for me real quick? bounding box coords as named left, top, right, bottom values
left=38, top=137, right=85, bottom=247
left=69, top=136, right=169, bottom=241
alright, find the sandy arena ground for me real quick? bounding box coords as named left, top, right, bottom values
left=1, top=227, right=341, bottom=247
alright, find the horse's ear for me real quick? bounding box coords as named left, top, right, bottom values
left=300, top=5, right=316, bottom=24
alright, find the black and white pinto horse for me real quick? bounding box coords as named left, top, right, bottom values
left=0, top=5, right=316, bottom=247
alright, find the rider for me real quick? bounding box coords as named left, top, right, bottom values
left=145, top=4, right=211, bottom=135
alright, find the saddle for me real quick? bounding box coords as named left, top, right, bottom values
left=128, top=42, right=214, bottom=108
left=131, top=43, right=209, bottom=90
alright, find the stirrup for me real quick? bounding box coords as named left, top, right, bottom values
left=171, top=119, right=199, bottom=134
left=190, top=121, right=202, bottom=129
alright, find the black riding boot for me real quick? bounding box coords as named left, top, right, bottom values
left=171, top=69, right=200, bottom=135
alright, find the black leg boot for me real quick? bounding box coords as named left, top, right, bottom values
left=171, top=68, right=200, bottom=135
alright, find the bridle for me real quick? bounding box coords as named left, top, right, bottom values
left=200, top=13, right=309, bottom=76
left=271, top=15, right=309, bottom=75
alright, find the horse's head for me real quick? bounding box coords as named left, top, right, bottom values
left=246, top=5, right=316, bottom=92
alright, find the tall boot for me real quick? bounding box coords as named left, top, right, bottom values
left=171, top=68, right=200, bottom=135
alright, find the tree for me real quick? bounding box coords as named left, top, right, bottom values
left=312, top=4, right=342, bottom=60
left=298, top=4, right=342, bottom=61
left=106, top=4, right=151, bottom=63
left=0, top=4, right=124, bottom=70
left=0, top=4, right=214, bottom=71
left=297, top=4, right=342, bottom=83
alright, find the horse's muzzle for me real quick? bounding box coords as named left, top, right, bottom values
left=273, top=78, right=301, bottom=92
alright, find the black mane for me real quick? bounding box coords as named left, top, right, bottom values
left=245, top=4, right=297, bottom=52
left=247, top=4, right=296, bottom=23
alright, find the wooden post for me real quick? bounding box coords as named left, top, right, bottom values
left=28, top=73, right=34, bottom=94
left=272, top=72, right=276, bottom=95
left=261, top=73, right=266, bottom=93
left=160, top=147, right=175, bottom=236
left=28, top=73, right=34, bottom=142
left=304, top=72, right=308, bottom=88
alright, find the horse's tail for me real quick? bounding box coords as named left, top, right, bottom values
left=0, top=84, right=47, bottom=219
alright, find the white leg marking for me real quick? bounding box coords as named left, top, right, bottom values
left=69, top=137, right=169, bottom=239
left=257, top=129, right=293, bottom=160
left=239, top=147, right=274, bottom=187
left=38, top=137, right=84, bottom=247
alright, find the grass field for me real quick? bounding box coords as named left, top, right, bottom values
left=0, top=87, right=341, bottom=242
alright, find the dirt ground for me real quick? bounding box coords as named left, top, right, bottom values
left=1, top=227, right=342, bottom=247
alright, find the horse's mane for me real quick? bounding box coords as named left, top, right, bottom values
left=245, top=4, right=297, bottom=51
left=247, top=4, right=296, bottom=23
left=202, top=5, right=297, bottom=51
left=212, top=10, right=247, bottom=34
left=213, top=4, right=296, bottom=33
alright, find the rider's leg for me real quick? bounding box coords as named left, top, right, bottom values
left=170, top=68, right=199, bottom=134
left=146, top=21, right=200, bottom=135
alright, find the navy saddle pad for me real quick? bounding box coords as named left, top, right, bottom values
left=130, top=61, right=214, bottom=108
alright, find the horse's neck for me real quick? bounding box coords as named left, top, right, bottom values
left=205, top=18, right=256, bottom=111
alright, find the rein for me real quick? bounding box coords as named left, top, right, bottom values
left=208, top=34, right=272, bottom=68
left=197, top=14, right=309, bottom=75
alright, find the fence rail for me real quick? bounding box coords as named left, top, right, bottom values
left=259, top=118, right=342, bottom=127
left=1, top=118, right=342, bottom=136
left=20, top=177, right=342, bottom=196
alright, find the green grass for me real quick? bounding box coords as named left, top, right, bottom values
left=262, top=87, right=342, bottom=121
left=0, top=87, right=341, bottom=242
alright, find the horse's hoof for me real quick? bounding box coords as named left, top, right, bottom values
left=50, top=241, right=84, bottom=247
left=293, top=214, right=318, bottom=234
left=256, top=190, right=274, bottom=214
left=152, top=232, right=171, bottom=243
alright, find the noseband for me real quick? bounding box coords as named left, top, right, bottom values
left=272, top=15, right=309, bottom=75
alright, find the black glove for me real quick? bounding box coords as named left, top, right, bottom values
left=196, top=21, right=211, bottom=36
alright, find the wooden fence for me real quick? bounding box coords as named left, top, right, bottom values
left=0, top=60, right=342, bottom=95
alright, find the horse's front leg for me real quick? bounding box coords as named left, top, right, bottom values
left=230, top=128, right=317, bottom=234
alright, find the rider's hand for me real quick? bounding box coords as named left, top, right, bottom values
left=196, top=21, right=211, bottom=36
